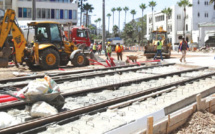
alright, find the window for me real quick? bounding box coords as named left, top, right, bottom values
left=64, top=10, right=68, bottom=19
left=42, top=9, right=46, bottom=18
left=205, top=13, right=209, bottom=17
left=205, top=1, right=209, bottom=5
left=198, top=0, right=200, bottom=4
left=37, top=8, right=42, bottom=18
left=23, top=8, right=27, bottom=18
left=186, top=24, right=188, bottom=31
left=18, top=8, right=22, bottom=17
left=69, top=10, right=72, bottom=19
left=155, top=15, right=164, bottom=22
left=72, top=10, right=77, bottom=19
left=77, top=29, right=88, bottom=38
left=50, top=24, right=61, bottom=41
left=168, top=25, right=172, bottom=32
left=27, top=8, right=31, bottom=18
left=198, top=12, right=200, bottom=17
left=60, top=9, right=64, bottom=19
left=45, top=9, right=50, bottom=19
left=36, top=26, right=49, bottom=42
left=55, top=9, right=60, bottom=19
left=177, top=15, right=181, bottom=20
left=149, top=17, right=152, bottom=23
left=51, top=9, right=55, bottom=19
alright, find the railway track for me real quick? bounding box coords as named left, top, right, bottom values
left=0, top=65, right=214, bottom=133
left=0, top=63, right=175, bottom=89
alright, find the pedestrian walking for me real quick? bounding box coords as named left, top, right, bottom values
left=106, top=43, right=112, bottom=59
left=154, top=38, right=163, bottom=61
left=98, top=43, right=102, bottom=55
left=178, top=37, right=189, bottom=62
left=115, top=43, right=124, bottom=61
left=92, top=43, right=97, bottom=54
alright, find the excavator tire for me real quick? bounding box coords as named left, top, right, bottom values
left=39, top=48, right=60, bottom=70
left=71, top=53, right=87, bottom=67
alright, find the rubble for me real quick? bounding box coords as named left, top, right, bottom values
left=173, top=111, right=215, bottom=134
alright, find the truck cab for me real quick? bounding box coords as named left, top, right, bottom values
left=64, top=26, right=91, bottom=49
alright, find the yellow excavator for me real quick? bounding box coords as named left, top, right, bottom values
left=144, top=27, right=172, bottom=59
left=0, top=9, right=89, bottom=69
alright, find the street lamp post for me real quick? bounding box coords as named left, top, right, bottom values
left=102, top=0, right=106, bottom=51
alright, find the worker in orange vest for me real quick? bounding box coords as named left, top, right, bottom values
left=115, top=43, right=124, bottom=61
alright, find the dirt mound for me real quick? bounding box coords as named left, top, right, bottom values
left=173, top=111, right=215, bottom=134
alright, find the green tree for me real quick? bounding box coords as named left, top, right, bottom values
left=130, top=9, right=137, bottom=21
left=112, top=25, right=119, bottom=37
left=107, top=13, right=111, bottom=34
left=111, top=8, right=116, bottom=26
left=161, top=7, right=172, bottom=33
left=177, top=0, right=192, bottom=37
left=123, top=7, right=129, bottom=24
left=139, top=3, right=147, bottom=44
left=209, top=0, right=215, bottom=9
left=78, top=0, right=87, bottom=25
left=83, top=3, right=94, bottom=27
left=149, top=1, right=157, bottom=31
left=116, top=7, right=122, bottom=32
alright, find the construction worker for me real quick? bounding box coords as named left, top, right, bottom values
left=154, top=38, right=163, bottom=61
left=106, top=43, right=112, bottom=59
left=98, top=43, right=102, bottom=55
left=178, top=37, right=189, bottom=62
left=92, top=43, right=97, bottom=54
left=115, top=43, right=124, bottom=61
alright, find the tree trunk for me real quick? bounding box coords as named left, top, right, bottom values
left=108, top=17, right=110, bottom=34
left=125, top=11, right=127, bottom=24
left=184, top=7, right=186, bottom=38
left=142, top=10, right=144, bottom=45
left=119, top=11, right=120, bottom=33
left=86, top=12, right=88, bottom=27
left=113, top=12, right=114, bottom=26
left=152, top=7, right=154, bottom=31
left=80, top=0, right=83, bottom=25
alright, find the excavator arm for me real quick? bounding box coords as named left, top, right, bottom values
left=0, top=9, right=27, bottom=67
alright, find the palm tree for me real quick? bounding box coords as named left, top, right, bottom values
left=112, top=25, right=119, bottom=37
left=83, top=3, right=94, bottom=27
left=162, top=7, right=172, bottom=33
left=139, top=4, right=147, bottom=44
left=78, top=0, right=87, bottom=25
left=111, top=8, right=116, bottom=26
left=97, top=18, right=101, bottom=35
left=209, top=0, right=215, bottom=9
left=123, top=7, right=129, bottom=24
left=149, top=1, right=157, bottom=31
left=116, top=7, right=122, bottom=32
left=107, top=13, right=111, bottom=34
left=94, top=20, right=98, bottom=35
left=130, top=9, right=137, bottom=21
left=177, top=0, right=192, bottom=38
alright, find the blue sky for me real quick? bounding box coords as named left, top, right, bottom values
left=83, top=0, right=180, bottom=31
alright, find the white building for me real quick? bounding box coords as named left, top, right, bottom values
left=146, top=0, right=215, bottom=49
left=0, top=0, right=78, bottom=25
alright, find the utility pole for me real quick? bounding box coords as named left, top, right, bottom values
left=102, top=0, right=106, bottom=51
left=32, top=0, right=36, bottom=20
left=80, top=0, right=83, bottom=25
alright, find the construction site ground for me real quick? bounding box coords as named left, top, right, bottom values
left=0, top=50, right=214, bottom=80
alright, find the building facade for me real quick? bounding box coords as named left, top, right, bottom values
left=146, top=0, right=215, bottom=49
left=0, top=0, right=78, bottom=25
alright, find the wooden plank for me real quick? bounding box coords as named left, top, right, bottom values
left=147, top=116, right=153, bottom=134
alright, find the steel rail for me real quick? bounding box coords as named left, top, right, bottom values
left=0, top=71, right=214, bottom=134
left=0, top=63, right=175, bottom=89
left=0, top=63, right=147, bottom=84
left=0, top=66, right=208, bottom=111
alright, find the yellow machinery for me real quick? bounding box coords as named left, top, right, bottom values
left=144, top=27, right=172, bottom=59
left=0, top=9, right=88, bottom=69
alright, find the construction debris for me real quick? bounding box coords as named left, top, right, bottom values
left=173, top=111, right=215, bottom=134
